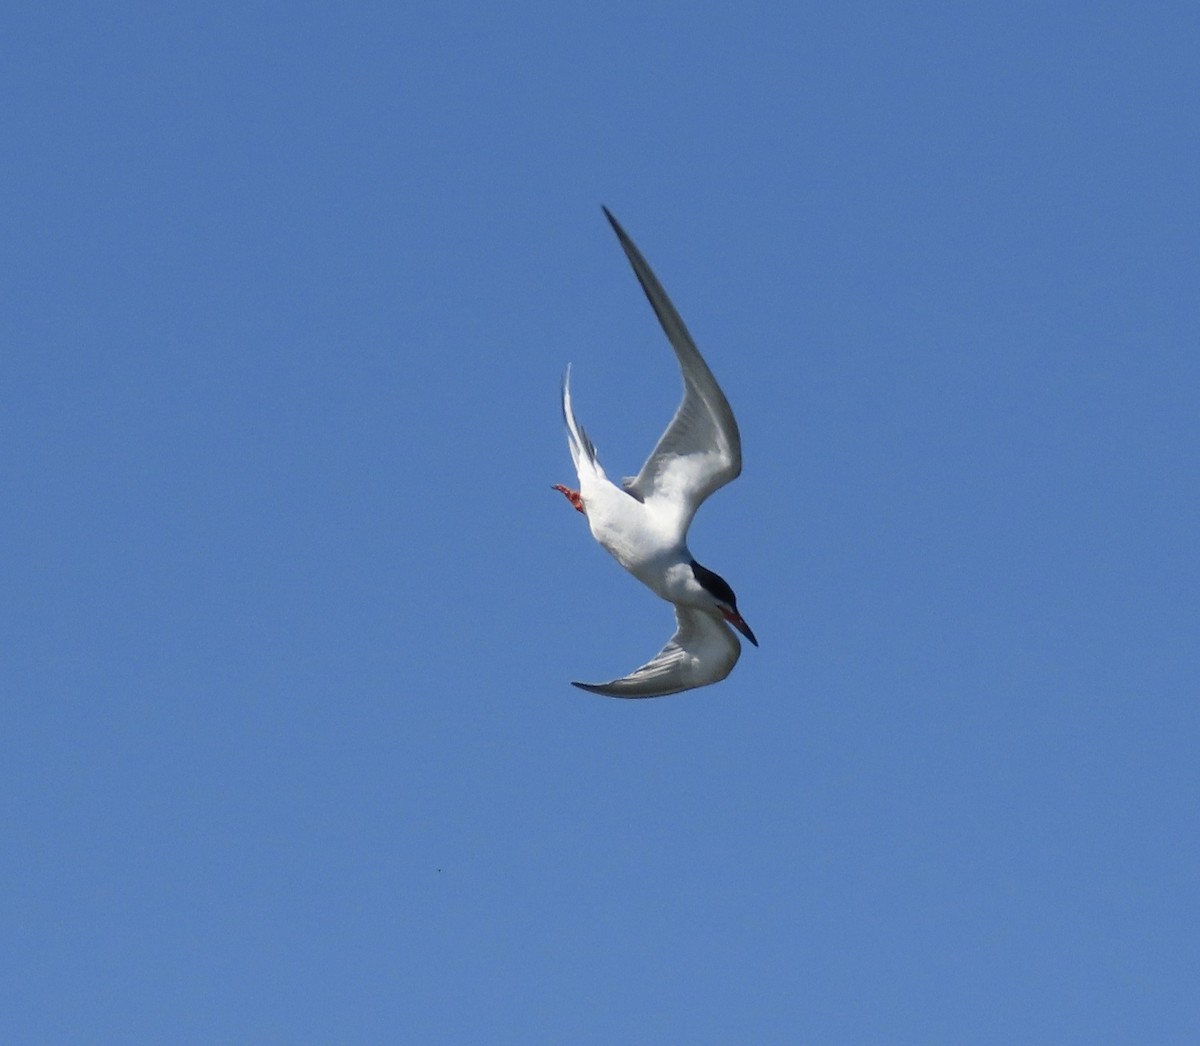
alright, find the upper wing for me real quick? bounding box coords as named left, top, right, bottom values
left=571, top=604, right=742, bottom=699
left=603, top=208, right=742, bottom=532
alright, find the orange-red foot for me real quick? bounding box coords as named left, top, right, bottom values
left=552, top=484, right=586, bottom=515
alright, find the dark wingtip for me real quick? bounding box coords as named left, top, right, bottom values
left=571, top=680, right=665, bottom=700
left=600, top=205, right=627, bottom=241
left=571, top=681, right=610, bottom=695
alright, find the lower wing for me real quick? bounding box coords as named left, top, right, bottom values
left=572, top=604, right=742, bottom=699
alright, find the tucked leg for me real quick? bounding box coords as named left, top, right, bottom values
left=552, top=484, right=586, bottom=514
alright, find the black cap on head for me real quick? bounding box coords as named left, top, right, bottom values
left=691, top=560, right=758, bottom=646
left=690, top=560, right=738, bottom=608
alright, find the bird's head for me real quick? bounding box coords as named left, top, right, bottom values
left=690, top=561, right=758, bottom=647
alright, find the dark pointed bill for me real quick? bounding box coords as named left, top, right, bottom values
left=720, top=606, right=758, bottom=647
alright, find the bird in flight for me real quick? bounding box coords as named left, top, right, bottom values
left=554, top=208, right=757, bottom=698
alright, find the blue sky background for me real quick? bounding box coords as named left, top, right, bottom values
left=3, top=2, right=1198, bottom=1042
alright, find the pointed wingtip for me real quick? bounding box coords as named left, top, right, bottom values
left=571, top=681, right=611, bottom=696
left=600, top=205, right=627, bottom=240
left=571, top=680, right=637, bottom=698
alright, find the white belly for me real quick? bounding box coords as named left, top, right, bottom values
left=583, top=484, right=689, bottom=602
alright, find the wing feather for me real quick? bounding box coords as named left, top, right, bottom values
left=602, top=208, right=742, bottom=532
left=572, top=605, right=742, bottom=699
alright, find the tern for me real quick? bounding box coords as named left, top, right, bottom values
left=554, top=208, right=758, bottom=698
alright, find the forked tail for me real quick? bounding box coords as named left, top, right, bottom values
left=561, top=365, right=602, bottom=478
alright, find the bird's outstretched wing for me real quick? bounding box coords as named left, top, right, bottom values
left=603, top=207, right=742, bottom=532
left=572, top=605, right=742, bottom=699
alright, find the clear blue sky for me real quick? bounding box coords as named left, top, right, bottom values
left=4, top=2, right=1198, bottom=1042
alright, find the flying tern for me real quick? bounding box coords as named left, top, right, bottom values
left=555, top=208, right=757, bottom=698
